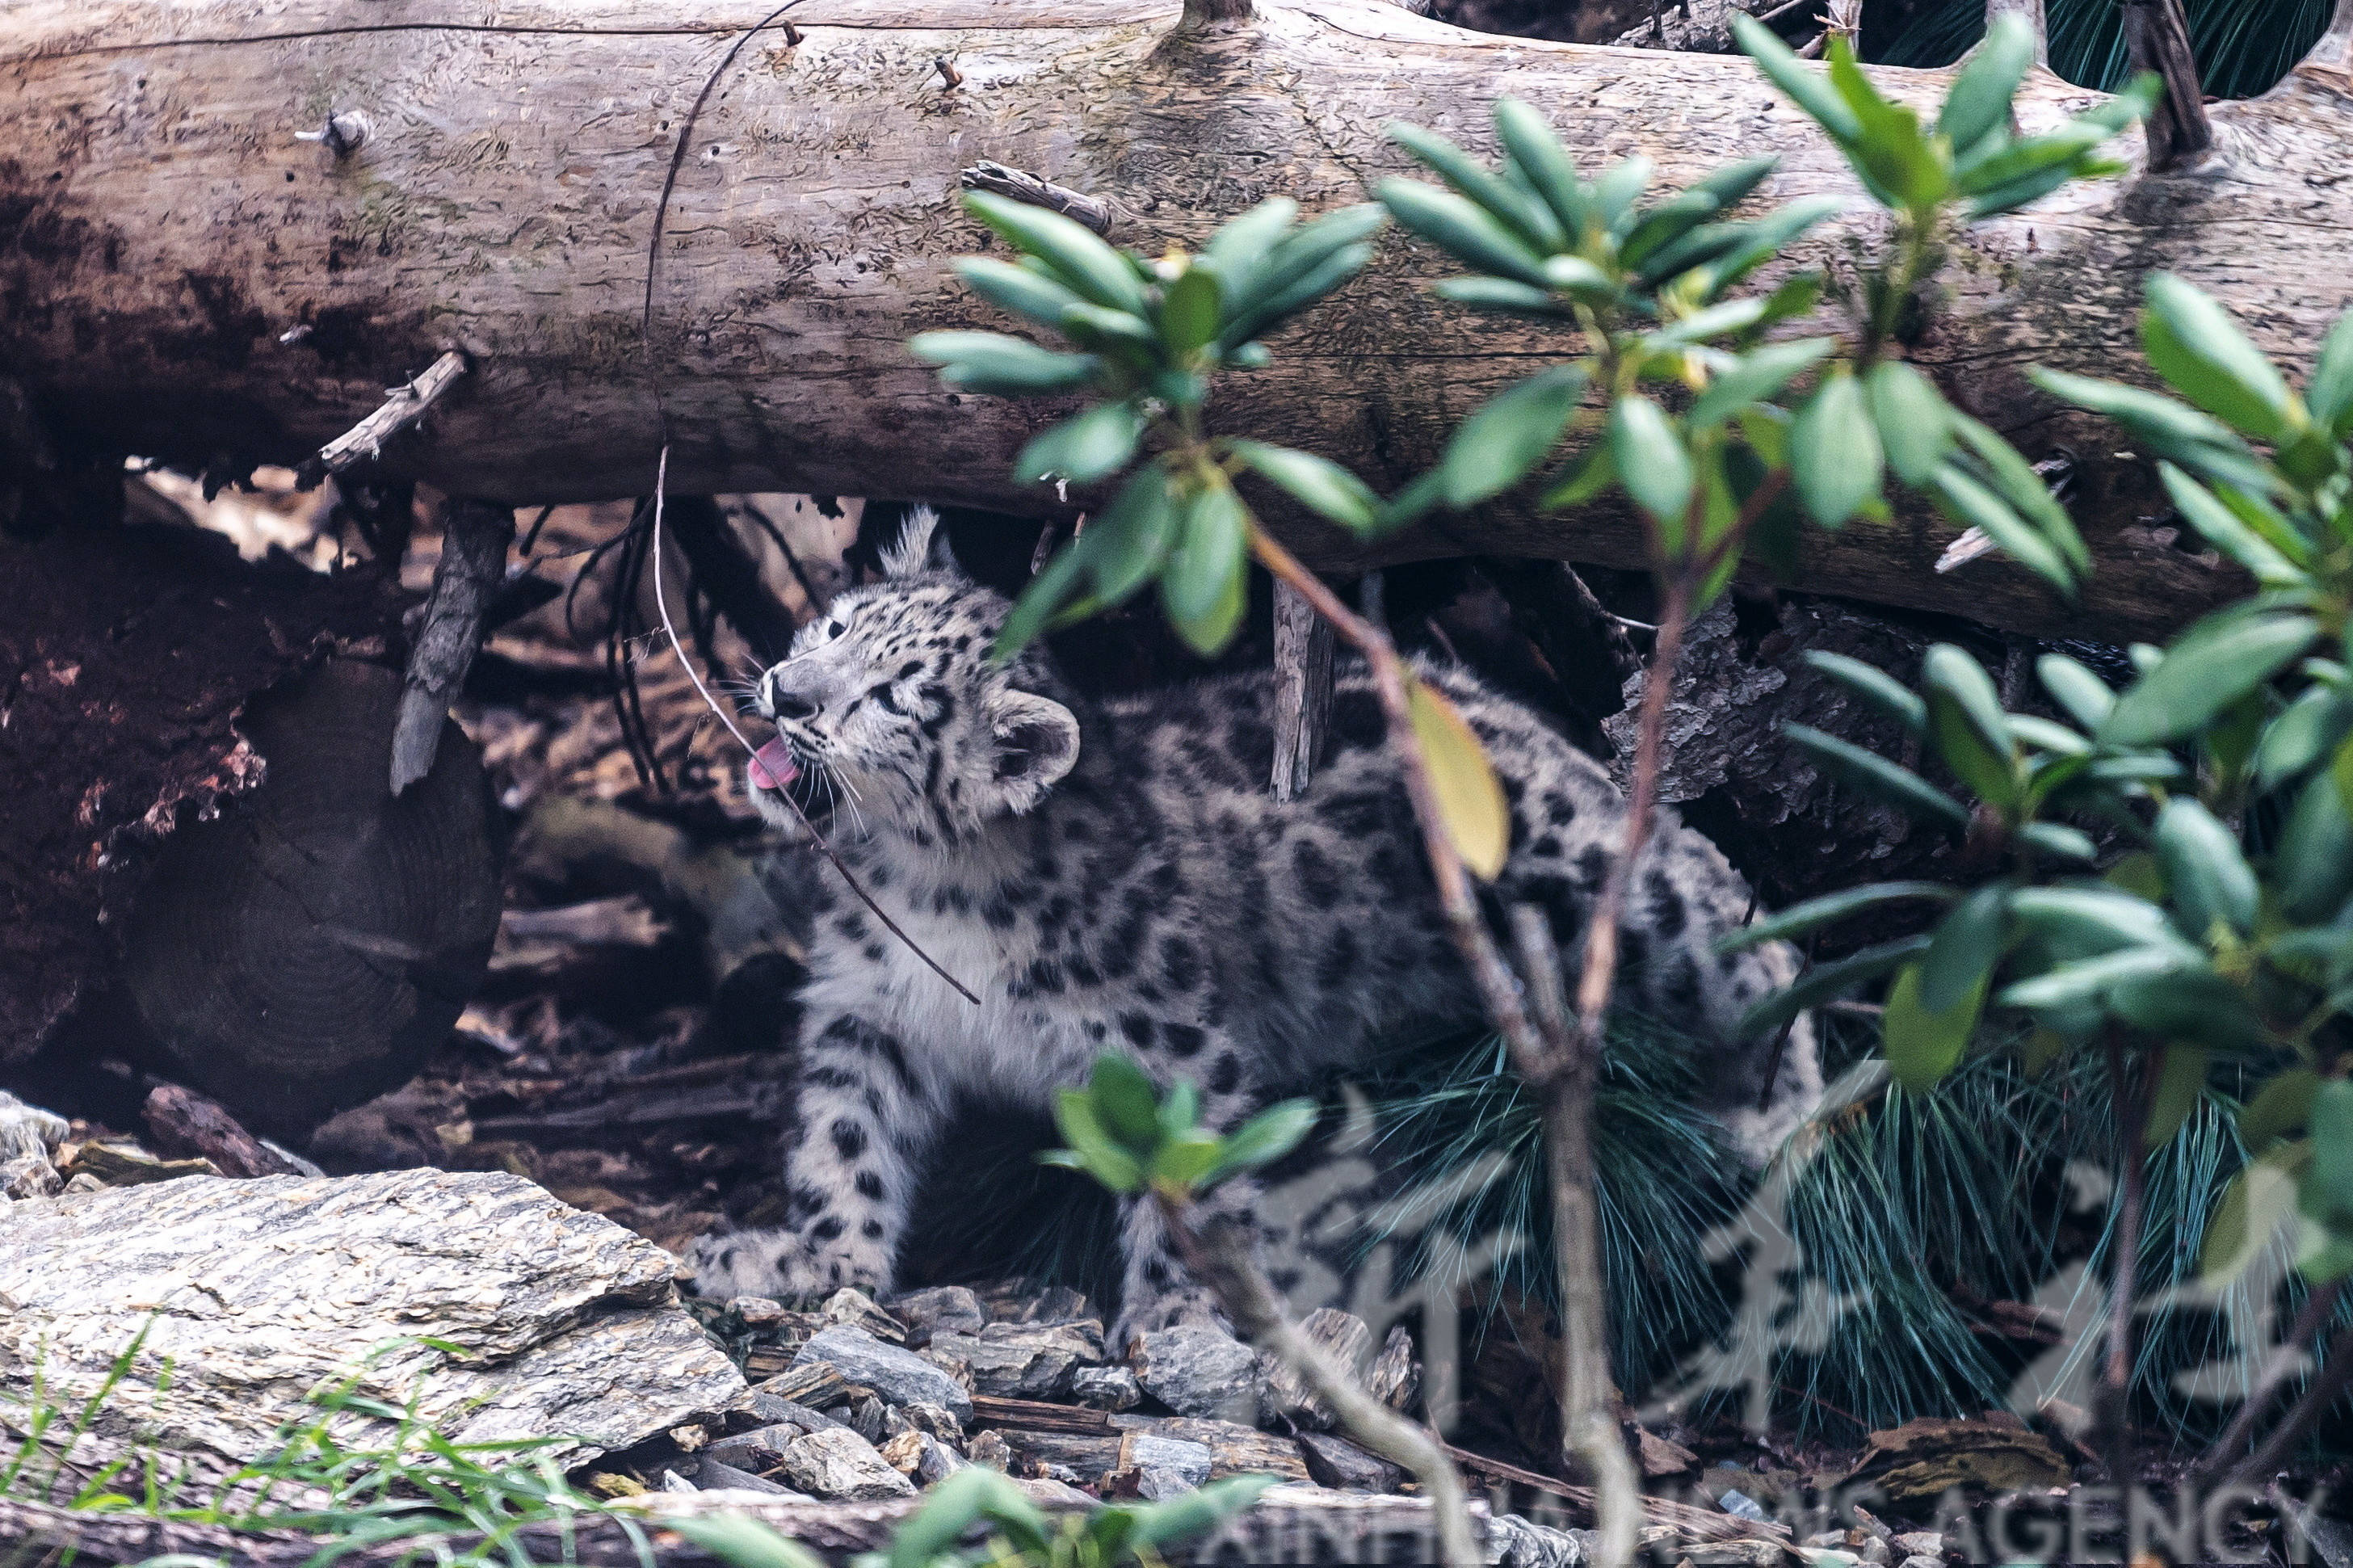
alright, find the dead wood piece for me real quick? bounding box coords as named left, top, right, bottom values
left=1271, top=578, right=1335, bottom=801
left=467, top=1082, right=770, bottom=1137
left=995, top=1427, right=1125, bottom=1479
left=970, top=1394, right=1115, bottom=1432
left=393, top=496, right=516, bottom=793
left=1110, top=1414, right=1312, bottom=1482
left=60, top=1141, right=217, bottom=1185
left=958, top=162, right=1114, bottom=235
left=2123, top=0, right=2214, bottom=169
left=141, top=1084, right=302, bottom=1179
left=296, top=351, right=468, bottom=489
left=1442, top=1443, right=1790, bottom=1545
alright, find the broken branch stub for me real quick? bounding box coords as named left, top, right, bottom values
left=393, top=496, right=515, bottom=795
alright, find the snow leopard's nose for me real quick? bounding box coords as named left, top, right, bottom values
left=767, top=679, right=820, bottom=721
left=757, top=667, right=817, bottom=721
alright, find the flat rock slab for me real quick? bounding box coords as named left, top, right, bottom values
left=793, top=1324, right=973, bottom=1423
left=0, top=1169, right=743, bottom=1478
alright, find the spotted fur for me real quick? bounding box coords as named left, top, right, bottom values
left=689, top=512, right=1822, bottom=1343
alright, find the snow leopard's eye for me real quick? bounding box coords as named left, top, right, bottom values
left=801, top=615, right=849, bottom=651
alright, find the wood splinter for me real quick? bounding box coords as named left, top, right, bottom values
left=958, top=161, right=1112, bottom=233
left=1271, top=578, right=1334, bottom=802
left=389, top=496, right=514, bottom=795
left=295, top=349, right=468, bottom=490
left=933, top=55, right=964, bottom=90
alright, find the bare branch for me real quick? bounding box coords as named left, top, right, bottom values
left=1162, top=1204, right=1481, bottom=1568
left=1250, top=525, right=1641, bottom=1568
left=2093, top=1033, right=2150, bottom=1486
left=296, top=351, right=468, bottom=490
left=2191, top=1278, right=2347, bottom=1483
left=647, top=453, right=981, bottom=1004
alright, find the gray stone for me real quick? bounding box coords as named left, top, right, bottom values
left=1891, top=1536, right=1942, bottom=1559
left=1261, top=1308, right=1372, bottom=1431
left=880, top=1427, right=964, bottom=1486
left=889, top=1284, right=986, bottom=1345
left=1007, top=1285, right=1094, bottom=1326
left=1120, top=1432, right=1212, bottom=1499
left=1, top=1153, right=60, bottom=1200
left=767, top=1425, right=918, bottom=1500
left=694, top=1457, right=809, bottom=1497
left=1367, top=1324, right=1419, bottom=1413
left=1296, top=1431, right=1405, bottom=1492
left=731, top=1296, right=789, bottom=1328
left=819, top=1286, right=908, bottom=1344
left=0, top=1169, right=745, bottom=1483
left=931, top=1320, right=1105, bottom=1400
left=847, top=1394, right=887, bottom=1443
left=1018, top=1474, right=1099, bottom=1507
left=967, top=1429, right=1013, bottom=1471
left=0, top=1091, right=66, bottom=1161
left=725, top=1394, right=847, bottom=1436
left=1897, top=1557, right=1941, bottom=1568
left=706, top=1418, right=851, bottom=1472
left=660, top=1469, right=700, bottom=1494
left=791, top=1323, right=971, bottom=1423
left=1492, top=1512, right=1586, bottom=1568
left=1072, top=1364, right=1142, bottom=1411
left=901, top=1400, right=964, bottom=1442
left=1129, top=1325, right=1263, bottom=1423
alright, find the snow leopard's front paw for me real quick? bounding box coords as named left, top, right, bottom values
left=1111, top=1282, right=1232, bottom=1356
left=686, top=1226, right=886, bottom=1303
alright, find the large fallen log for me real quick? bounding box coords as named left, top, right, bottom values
left=5, top=1, right=2351, bottom=641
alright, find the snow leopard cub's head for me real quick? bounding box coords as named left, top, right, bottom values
left=743, top=507, right=1081, bottom=843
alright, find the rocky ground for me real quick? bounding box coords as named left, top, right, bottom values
left=11, top=1094, right=2245, bottom=1568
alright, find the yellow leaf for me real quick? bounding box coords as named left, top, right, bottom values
left=1408, top=678, right=1510, bottom=880
left=2202, top=1141, right=2306, bottom=1286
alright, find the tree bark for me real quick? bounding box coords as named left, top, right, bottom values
left=6, top=1, right=2351, bottom=643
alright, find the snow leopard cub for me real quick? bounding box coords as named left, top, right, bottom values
left=689, top=511, right=1821, bottom=1343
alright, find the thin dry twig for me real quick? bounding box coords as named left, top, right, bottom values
left=1163, top=1204, right=1482, bottom=1568
left=296, top=350, right=468, bottom=489
left=2192, top=1278, right=2347, bottom=1482
left=646, top=449, right=980, bottom=1004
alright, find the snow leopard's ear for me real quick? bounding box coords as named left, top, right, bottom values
left=880, top=504, right=958, bottom=578
left=981, top=689, right=1079, bottom=816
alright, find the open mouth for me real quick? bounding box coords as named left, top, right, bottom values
left=747, top=737, right=800, bottom=792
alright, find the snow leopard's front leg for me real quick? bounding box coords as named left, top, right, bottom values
left=1107, top=1025, right=1272, bottom=1352
left=690, top=1013, right=935, bottom=1302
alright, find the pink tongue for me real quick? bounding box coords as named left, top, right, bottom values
left=749, top=739, right=800, bottom=792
